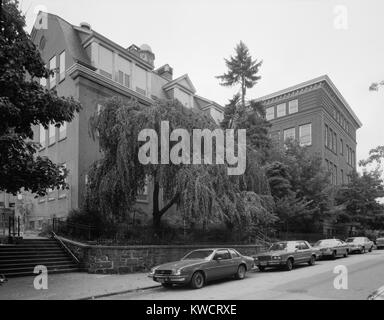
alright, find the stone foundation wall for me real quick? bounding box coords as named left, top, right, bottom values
left=57, top=236, right=265, bottom=274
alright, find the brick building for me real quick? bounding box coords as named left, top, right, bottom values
left=259, top=75, right=362, bottom=186
left=27, top=12, right=223, bottom=229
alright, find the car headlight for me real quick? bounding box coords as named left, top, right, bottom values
left=254, top=257, right=258, bottom=261
left=173, top=269, right=182, bottom=276
left=272, top=256, right=281, bottom=260
left=149, top=267, right=157, bottom=275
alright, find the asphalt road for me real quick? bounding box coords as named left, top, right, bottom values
left=99, top=249, right=384, bottom=300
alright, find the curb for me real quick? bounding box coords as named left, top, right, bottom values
left=77, top=284, right=162, bottom=300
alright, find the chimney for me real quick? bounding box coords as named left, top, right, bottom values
left=156, top=64, right=173, bottom=81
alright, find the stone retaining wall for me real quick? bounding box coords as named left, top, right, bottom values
left=57, top=236, right=265, bottom=274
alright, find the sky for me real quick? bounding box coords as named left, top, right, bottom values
left=20, top=0, right=384, bottom=167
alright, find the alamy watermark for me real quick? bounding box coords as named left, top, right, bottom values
left=138, top=121, right=246, bottom=175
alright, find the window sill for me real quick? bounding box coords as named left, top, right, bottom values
left=58, top=136, right=67, bottom=142
left=136, top=198, right=149, bottom=204
left=38, top=199, right=46, bottom=204
left=48, top=142, right=56, bottom=147
left=48, top=198, right=55, bottom=202
left=58, top=195, right=67, bottom=200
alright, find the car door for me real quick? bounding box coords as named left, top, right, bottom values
left=298, top=241, right=311, bottom=262
left=210, top=249, right=233, bottom=279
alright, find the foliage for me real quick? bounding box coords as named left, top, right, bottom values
left=216, top=41, right=263, bottom=106
left=0, top=0, right=81, bottom=196
left=86, top=97, right=276, bottom=237
left=335, top=169, right=384, bottom=230
left=266, top=141, right=334, bottom=233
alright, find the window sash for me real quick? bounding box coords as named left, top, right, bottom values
left=266, top=107, right=274, bottom=120
left=288, top=100, right=298, bottom=114
left=48, top=124, right=55, bottom=145
left=276, top=103, right=286, bottom=117
left=49, top=56, right=56, bottom=88
left=59, top=122, right=67, bottom=140
left=283, top=127, right=295, bottom=141
left=39, top=125, right=46, bottom=148
left=299, top=124, right=312, bottom=146
left=59, top=51, right=65, bottom=81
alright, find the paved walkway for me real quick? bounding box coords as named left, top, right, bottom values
left=0, top=272, right=159, bottom=300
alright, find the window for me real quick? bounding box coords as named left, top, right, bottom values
left=325, top=125, right=329, bottom=147
left=116, top=55, right=131, bottom=88
left=266, top=107, right=274, bottom=120
left=340, top=138, right=344, bottom=155
left=288, top=99, right=298, bottom=114
left=39, top=124, right=46, bottom=149
left=341, top=169, right=344, bottom=184
left=99, top=45, right=113, bottom=78
left=334, top=164, right=337, bottom=185
left=352, top=150, right=355, bottom=168
left=59, top=51, right=65, bottom=81
left=47, top=188, right=55, bottom=201
left=59, top=122, right=67, bottom=140
left=276, top=103, right=286, bottom=117
left=49, top=56, right=56, bottom=88
left=48, top=123, right=55, bottom=145
left=299, top=123, right=312, bottom=146
left=40, top=64, right=47, bottom=87
left=284, top=127, right=295, bottom=141
left=271, top=131, right=280, bottom=143
left=58, top=164, right=67, bottom=199
left=135, top=65, right=147, bottom=95
left=329, top=127, right=333, bottom=150
left=214, top=249, right=231, bottom=260
left=333, top=131, right=337, bottom=153
left=336, top=112, right=340, bottom=123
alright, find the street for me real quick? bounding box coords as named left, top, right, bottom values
left=99, top=250, right=384, bottom=300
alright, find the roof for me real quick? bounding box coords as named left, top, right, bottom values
left=257, top=75, right=362, bottom=128
left=162, top=74, right=196, bottom=94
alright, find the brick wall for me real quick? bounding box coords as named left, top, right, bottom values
left=58, top=236, right=265, bottom=274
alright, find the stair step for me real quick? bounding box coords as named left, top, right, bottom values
left=3, top=267, right=82, bottom=278
left=0, top=253, right=69, bottom=260
left=0, top=258, right=74, bottom=268
left=0, top=263, right=79, bottom=274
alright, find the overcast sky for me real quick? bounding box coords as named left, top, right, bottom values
left=21, top=0, right=384, bottom=166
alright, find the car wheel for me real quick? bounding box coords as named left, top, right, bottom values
left=161, top=283, right=173, bottom=288
left=361, top=247, right=365, bottom=254
left=343, top=250, right=348, bottom=258
left=235, top=264, right=246, bottom=280
left=258, top=266, right=266, bottom=272
left=190, top=271, right=205, bottom=289
left=332, top=251, right=337, bottom=260
left=369, top=246, right=373, bottom=252
left=285, top=258, right=294, bottom=271
left=308, top=255, right=315, bottom=266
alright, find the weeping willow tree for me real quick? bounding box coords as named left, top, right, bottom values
left=86, top=97, right=276, bottom=237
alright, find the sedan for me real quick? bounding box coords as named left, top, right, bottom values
left=313, top=239, right=349, bottom=259
left=148, top=248, right=254, bottom=289
left=376, top=237, right=384, bottom=250
left=345, top=237, right=374, bottom=254
left=253, top=241, right=318, bottom=271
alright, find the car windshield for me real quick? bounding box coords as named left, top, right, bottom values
left=269, top=242, right=287, bottom=251
left=346, top=238, right=360, bottom=243
left=314, top=240, right=337, bottom=247
left=182, top=250, right=214, bottom=260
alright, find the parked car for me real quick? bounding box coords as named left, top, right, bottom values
left=313, top=239, right=349, bottom=259
left=345, top=237, right=374, bottom=253
left=368, top=285, right=384, bottom=300
left=253, top=241, right=318, bottom=272
left=375, top=237, right=384, bottom=250
left=148, top=248, right=254, bottom=289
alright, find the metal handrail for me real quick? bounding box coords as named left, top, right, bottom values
left=51, top=231, right=80, bottom=264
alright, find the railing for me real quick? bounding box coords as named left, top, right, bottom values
left=52, top=217, right=96, bottom=241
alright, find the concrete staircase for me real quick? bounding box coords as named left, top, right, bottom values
left=0, top=238, right=81, bottom=277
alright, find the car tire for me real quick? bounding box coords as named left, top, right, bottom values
left=235, top=264, right=246, bottom=280
left=190, top=271, right=205, bottom=289
left=258, top=266, right=266, bottom=272
left=161, top=283, right=173, bottom=288
left=360, top=247, right=365, bottom=254
left=308, top=255, right=315, bottom=266
left=343, top=251, right=348, bottom=258
left=332, top=251, right=337, bottom=260
left=285, top=258, right=294, bottom=271
left=369, top=246, right=373, bottom=252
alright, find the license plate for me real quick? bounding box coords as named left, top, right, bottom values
left=156, top=278, right=165, bottom=283
left=260, top=261, right=267, bottom=266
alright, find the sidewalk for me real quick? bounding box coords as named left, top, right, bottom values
left=0, top=271, right=160, bottom=300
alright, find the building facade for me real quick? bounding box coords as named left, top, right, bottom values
left=259, top=75, right=362, bottom=186
left=28, top=12, right=223, bottom=228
